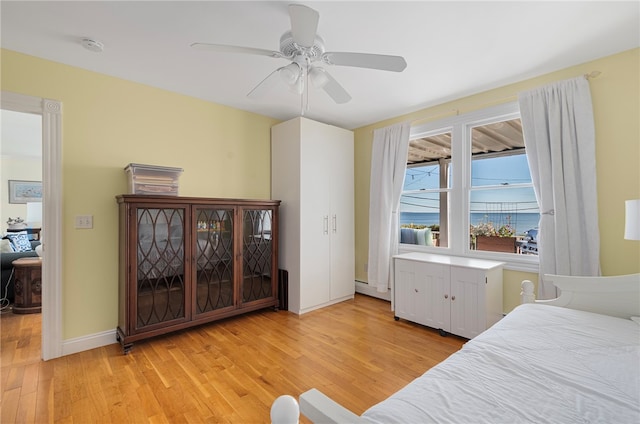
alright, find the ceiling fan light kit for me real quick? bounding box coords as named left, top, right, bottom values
left=309, top=67, right=329, bottom=89
left=192, top=4, right=407, bottom=110
left=280, top=62, right=302, bottom=85
left=289, top=71, right=304, bottom=95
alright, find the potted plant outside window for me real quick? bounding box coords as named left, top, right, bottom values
left=470, top=221, right=516, bottom=253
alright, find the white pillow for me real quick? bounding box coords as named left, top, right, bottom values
left=5, top=232, right=32, bottom=252
left=416, top=228, right=434, bottom=246
left=0, top=239, right=14, bottom=253
left=631, top=316, right=640, bottom=325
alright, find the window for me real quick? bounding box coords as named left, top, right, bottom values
left=400, top=130, right=452, bottom=247
left=400, top=103, right=540, bottom=264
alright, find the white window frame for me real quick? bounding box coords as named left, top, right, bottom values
left=400, top=102, right=539, bottom=272
left=403, top=126, right=453, bottom=246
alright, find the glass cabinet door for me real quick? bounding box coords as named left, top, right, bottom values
left=242, top=208, right=274, bottom=303
left=193, top=207, right=234, bottom=315
left=136, top=207, right=186, bottom=329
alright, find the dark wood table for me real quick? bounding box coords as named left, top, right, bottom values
left=12, top=257, right=42, bottom=314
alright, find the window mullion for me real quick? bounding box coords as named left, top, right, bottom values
left=449, top=122, right=467, bottom=256
left=439, top=158, right=449, bottom=247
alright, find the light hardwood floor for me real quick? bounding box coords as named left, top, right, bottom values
left=1, top=294, right=465, bottom=423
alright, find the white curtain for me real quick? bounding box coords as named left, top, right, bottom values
left=518, top=76, right=600, bottom=299
left=368, top=122, right=411, bottom=293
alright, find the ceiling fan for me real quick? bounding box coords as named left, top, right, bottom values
left=191, top=4, right=407, bottom=105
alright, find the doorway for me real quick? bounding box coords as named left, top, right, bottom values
left=1, top=91, right=63, bottom=360
left=1, top=109, right=42, bottom=320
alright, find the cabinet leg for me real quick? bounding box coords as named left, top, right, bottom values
left=116, top=327, right=132, bottom=354
left=123, top=343, right=134, bottom=355
left=394, top=316, right=399, bottom=321
left=438, top=329, right=448, bottom=337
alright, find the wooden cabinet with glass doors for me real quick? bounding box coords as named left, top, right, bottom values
left=116, top=195, right=280, bottom=354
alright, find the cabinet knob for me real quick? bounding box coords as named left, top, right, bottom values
left=414, top=288, right=418, bottom=293
left=444, top=294, right=448, bottom=299
left=451, top=295, right=456, bottom=301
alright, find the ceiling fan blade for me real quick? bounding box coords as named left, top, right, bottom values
left=247, top=68, right=283, bottom=99
left=190, top=43, right=285, bottom=59
left=321, top=71, right=352, bottom=104
left=322, top=52, right=407, bottom=72
left=289, top=4, right=319, bottom=48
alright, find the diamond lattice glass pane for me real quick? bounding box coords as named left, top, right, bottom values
left=195, top=208, right=234, bottom=313
left=242, top=209, right=273, bottom=302
left=136, top=208, right=185, bottom=327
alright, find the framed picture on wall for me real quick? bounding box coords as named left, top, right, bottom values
left=8, top=180, right=42, bottom=204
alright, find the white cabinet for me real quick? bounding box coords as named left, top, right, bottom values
left=394, top=252, right=503, bottom=339
left=271, top=117, right=355, bottom=314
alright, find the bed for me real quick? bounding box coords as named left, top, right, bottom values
left=271, top=273, right=640, bottom=423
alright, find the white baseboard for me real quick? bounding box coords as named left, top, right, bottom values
left=61, top=328, right=118, bottom=356
left=294, top=294, right=355, bottom=315
left=58, top=283, right=391, bottom=356
left=355, top=281, right=391, bottom=301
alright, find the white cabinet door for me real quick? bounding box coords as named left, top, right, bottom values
left=419, top=261, right=450, bottom=332
left=394, top=259, right=426, bottom=323
left=299, top=123, right=332, bottom=310
left=328, top=131, right=355, bottom=301
left=450, top=266, right=483, bottom=339
left=394, top=259, right=449, bottom=330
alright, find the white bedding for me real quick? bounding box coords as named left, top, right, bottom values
left=361, top=303, right=640, bottom=423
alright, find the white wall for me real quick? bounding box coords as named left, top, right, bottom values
left=1, top=155, right=42, bottom=233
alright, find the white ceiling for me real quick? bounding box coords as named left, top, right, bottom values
left=1, top=1, right=638, bottom=132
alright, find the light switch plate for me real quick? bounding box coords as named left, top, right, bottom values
left=75, top=215, right=93, bottom=229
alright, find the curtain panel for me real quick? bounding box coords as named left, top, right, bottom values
left=368, top=122, right=411, bottom=293
left=518, top=76, right=600, bottom=299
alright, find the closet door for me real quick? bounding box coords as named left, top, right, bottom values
left=328, top=131, right=354, bottom=300
left=192, top=205, right=235, bottom=318
left=299, top=121, right=331, bottom=310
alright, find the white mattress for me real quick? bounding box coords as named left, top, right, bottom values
left=362, top=303, right=640, bottom=423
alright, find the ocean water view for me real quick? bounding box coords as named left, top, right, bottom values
left=400, top=212, right=540, bottom=236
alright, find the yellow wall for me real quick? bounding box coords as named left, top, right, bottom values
left=1, top=49, right=279, bottom=339
left=354, top=48, right=640, bottom=312
left=1, top=47, right=638, bottom=341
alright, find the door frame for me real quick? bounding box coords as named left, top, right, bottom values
left=2, top=91, right=63, bottom=360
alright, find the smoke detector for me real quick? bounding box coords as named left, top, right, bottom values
left=80, top=38, right=104, bottom=53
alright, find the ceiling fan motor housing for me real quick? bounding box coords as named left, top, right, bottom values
left=279, top=31, right=325, bottom=60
